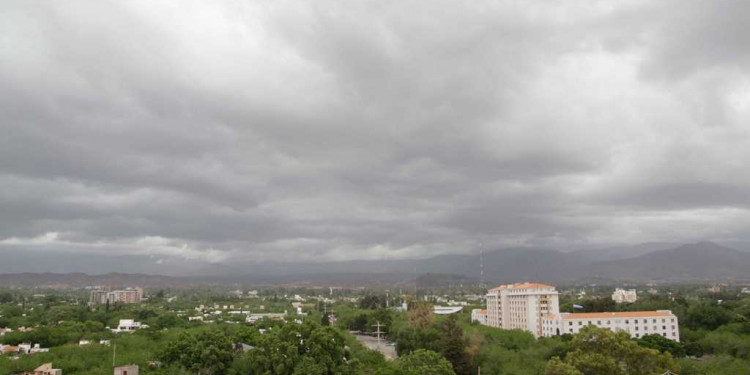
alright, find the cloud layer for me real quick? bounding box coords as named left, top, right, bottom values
left=1, top=0, right=749, bottom=267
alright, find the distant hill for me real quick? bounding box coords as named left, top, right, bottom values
left=569, top=242, right=678, bottom=262
left=0, top=272, right=192, bottom=289
left=584, top=242, right=750, bottom=281
left=1, top=242, right=748, bottom=287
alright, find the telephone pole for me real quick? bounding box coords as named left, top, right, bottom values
left=372, top=321, right=386, bottom=347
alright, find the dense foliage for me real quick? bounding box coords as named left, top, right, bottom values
left=1, top=286, right=750, bottom=375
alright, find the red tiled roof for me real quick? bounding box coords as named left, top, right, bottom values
left=560, top=311, right=674, bottom=319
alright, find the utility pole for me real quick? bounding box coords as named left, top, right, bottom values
left=112, top=342, right=116, bottom=367
left=372, top=321, right=386, bottom=347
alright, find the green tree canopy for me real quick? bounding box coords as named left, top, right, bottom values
left=161, top=328, right=234, bottom=375
left=393, top=349, right=456, bottom=375
left=544, top=326, right=679, bottom=375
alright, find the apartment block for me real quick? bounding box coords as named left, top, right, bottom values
left=611, top=288, right=638, bottom=303
left=485, top=283, right=560, bottom=337
left=90, top=288, right=143, bottom=305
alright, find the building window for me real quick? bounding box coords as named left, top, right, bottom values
left=569, top=322, right=573, bottom=326
left=634, top=320, right=638, bottom=324
left=578, top=321, right=582, bottom=326
left=597, top=321, right=601, bottom=325
left=663, top=326, right=666, bottom=330
left=625, top=320, right=629, bottom=324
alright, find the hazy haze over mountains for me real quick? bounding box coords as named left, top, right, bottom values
left=2, top=1, right=750, bottom=268
left=2, top=242, right=748, bottom=285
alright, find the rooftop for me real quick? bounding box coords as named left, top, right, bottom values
left=489, top=282, right=556, bottom=291
left=557, top=310, right=675, bottom=319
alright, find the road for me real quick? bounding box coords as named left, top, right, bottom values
left=352, top=333, right=398, bottom=360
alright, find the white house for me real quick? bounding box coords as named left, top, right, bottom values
left=112, top=319, right=144, bottom=333
left=113, top=364, right=139, bottom=375
left=26, top=363, right=62, bottom=375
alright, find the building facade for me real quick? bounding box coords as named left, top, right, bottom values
left=541, top=310, right=680, bottom=341
left=611, top=288, right=637, bottom=303
left=112, top=319, right=143, bottom=333
left=471, top=309, right=487, bottom=325
left=21, top=363, right=62, bottom=375
left=90, top=288, right=143, bottom=305
left=113, top=365, right=139, bottom=375
left=485, top=283, right=560, bottom=337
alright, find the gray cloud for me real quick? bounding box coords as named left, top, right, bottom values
left=1, top=0, right=749, bottom=268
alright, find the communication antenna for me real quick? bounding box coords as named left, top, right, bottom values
left=479, top=243, right=486, bottom=290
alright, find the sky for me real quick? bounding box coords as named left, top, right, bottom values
left=1, top=0, right=749, bottom=268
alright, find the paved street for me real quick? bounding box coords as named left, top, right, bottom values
left=352, top=334, right=397, bottom=360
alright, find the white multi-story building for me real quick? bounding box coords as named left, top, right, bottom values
left=485, top=283, right=560, bottom=337
left=541, top=310, right=680, bottom=341
left=612, top=288, right=638, bottom=303
left=471, top=309, right=487, bottom=325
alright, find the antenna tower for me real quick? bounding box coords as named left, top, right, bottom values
left=479, top=243, right=486, bottom=290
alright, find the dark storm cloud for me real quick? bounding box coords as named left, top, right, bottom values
left=1, top=0, right=749, bottom=266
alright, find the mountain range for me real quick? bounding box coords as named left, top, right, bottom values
left=1, top=241, right=748, bottom=287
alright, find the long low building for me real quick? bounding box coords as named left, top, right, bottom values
left=541, top=310, right=680, bottom=341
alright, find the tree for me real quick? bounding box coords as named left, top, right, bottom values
left=161, top=329, right=234, bottom=375
left=321, top=312, right=330, bottom=326
left=685, top=302, right=732, bottom=330
left=638, top=334, right=686, bottom=358
left=351, top=314, right=369, bottom=332
left=581, top=298, right=617, bottom=313
left=439, top=315, right=471, bottom=375
left=394, top=349, right=456, bottom=375
left=543, top=326, right=679, bottom=375
left=360, top=295, right=387, bottom=309
left=408, top=302, right=435, bottom=329
left=545, top=357, right=583, bottom=375
left=0, top=292, right=12, bottom=303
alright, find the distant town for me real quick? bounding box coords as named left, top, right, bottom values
left=2, top=277, right=749, bottom=375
